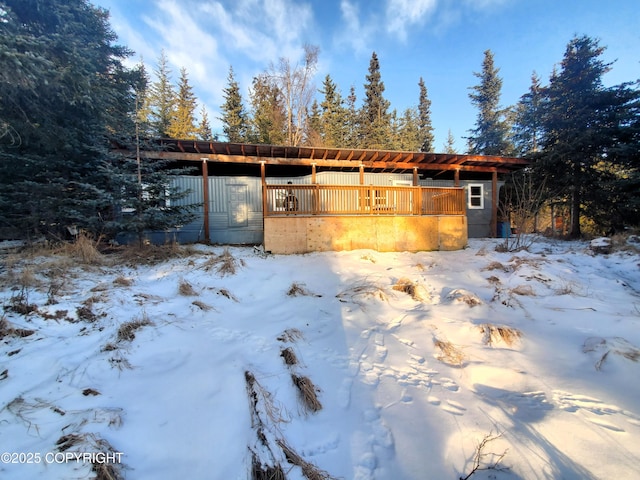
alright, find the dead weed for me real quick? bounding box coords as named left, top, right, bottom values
left=291, top=374, right=322, bottom=413
left=583, top=337, right=640, bottom=370
left=287, top=282, right=321, bottom=297
left=0, top=316, right=35, bottom=339
left=277, top=328, right=304, bottom=343
left=392, top=277, right=426, bottom=302
left=280, top=347, right=298, bottom=366
left=434, top=338, right=466, bottom=367
left=202, top=248, right=245, bottom=276
left=480, top=324, right=522, bottom=347
left=178, top=279, right=198, bottom=296
left=117, top=313, right=154, bottom=342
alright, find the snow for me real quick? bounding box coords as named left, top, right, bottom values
left=1, top=236, right=639, bottom=479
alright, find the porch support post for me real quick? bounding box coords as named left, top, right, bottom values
left=359, top=164, right=364, bottom=185
left=201, top=158, right=210, bottom=244
left=412, top=167, right=418, bottom=186
left=491, top=170, right=498, bottom=238
left=311, top=163, right=317, bottom=184
left=359, top=164, right=365, bottom=212
left=260, top=160, right=266, bottom=218
left=454, top=168, right=460, bottom=187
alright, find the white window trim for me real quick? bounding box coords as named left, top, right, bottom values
left=467, top=183, right=484, bottom=209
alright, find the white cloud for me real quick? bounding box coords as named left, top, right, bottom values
left=336, top=0, right=373, bottom=53
left=386, top=0, right=437, bottom=41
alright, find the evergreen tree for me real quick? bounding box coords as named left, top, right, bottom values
left=361, top=52, right=392, bottom=149
left=220, top=66, right=249, bottom=143
left=418, top=77, right=435, bottom=152
left=0, top=0, right=135, bottom=238
left=197, top=105, right=214, bottom=141
left=394, top=108, right=421, bottom=151
left=344, top=85, right=360, bottom=148
left=149, top=50, right=176, bottom=138
left=133, top=60, right=155, bottom=139
left=467, top=50, right=512, bottom=155
left=512, top=72, right=543, bottom=156
left=538, top=35, right=640, bottom=235
left=443, top=130, right=458, bottom=154
left=248, top=73, right=286, bottom=144
left=306, top=99, right=323, bottom=146
left=167, top=67, right=198, bottom=139
left=318, top=74, right=348, bottom=147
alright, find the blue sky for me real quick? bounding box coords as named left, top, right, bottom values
left=93, top=0, right=639, bottom=151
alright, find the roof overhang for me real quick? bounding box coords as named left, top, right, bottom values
left=117, top=139, right=529, bottom=174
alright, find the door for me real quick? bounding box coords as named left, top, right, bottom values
left=227, top=184, right=248, bottom=228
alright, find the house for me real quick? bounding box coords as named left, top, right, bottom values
left=120, top=140, right=527, bottom=253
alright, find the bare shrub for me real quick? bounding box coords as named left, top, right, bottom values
left=251, top=451, right=286, bottom=480
left=486, top=276, right=501, bottom=285
left=459, top=431, right=509, bottom=480
left=336, top=279, right=388, bottom=308
left=480, top=324, right=522, bottom=347
left=6, top=288, right=38, bottom=315
left=291, top=374, right=322, bottom=413
left=215, top=288, right=238, bottom=302
left=117, top=313, right=153, bottom=342
left=178, top=279, right=198, bottom=296
left=76, top=304, right=98, bottom=323
left=434, top=338, right=466, bottom=367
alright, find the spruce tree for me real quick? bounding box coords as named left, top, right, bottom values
left=418, top=77, right=435, bottom=152
left=512, top=72, right=543, bottom=156
left=167, top=67, right=198, bottom=139
left=538, top=35, right=640, bottom=235
left=248, top=73, right=286, bottom=144
left=220, top=66, right=249, bottom=143
left=0, top=0, right=135, bottom=239
left=344, top=86, right=360, bottom=148
left=318, top=74, right=348, bottom=147
left=443, top=130, right=458, bottom=154
left=149, top=50, right=176, bottom=138
left=197, top=105, right=214, bottom=141
left=361, top=52, right=392, bottom=149
left=467, top=50, right=512, bottom=155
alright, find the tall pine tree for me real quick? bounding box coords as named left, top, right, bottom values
left=361, top=52, right=392, bottom=149
left=220, top=66, right=249, bottom=143
left=318, top=74, right=348, bottom=147
left=467, top=50, right=512, bottom=155
left=167, top=67, right=197, bottom=139
left=149, top=50, right=176, bottom=138
left=418, top=77, right=435, bottom=152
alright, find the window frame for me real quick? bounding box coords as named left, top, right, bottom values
left=467, top=183, right=484, bottom=209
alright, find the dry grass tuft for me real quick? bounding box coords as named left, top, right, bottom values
left=434, top=338, right=466, bottom=367
left=6, top=288, right=39, bottom=315
left=291, top=374, right=322, bottom=413
left=57, top=233, right=104, bottom=265
left=510, top=285, right=536, bottom=296
left=192, top=300, right=214, bottom=311
left=113, top=276, right=133, bottom=287
left=76, top=304, right=98, bottom=323
left=57, top=433, right=124, bottom=480
left=583, top=337, right=640, bottom=370
left=277, top=439, right=337, bottom=480
left=0, top=317, right=35, bottom=339
left=336, top=280, right=388, bottom=308
left=480, top=324, right=522, bottom=347
left=215, top=288, right=238, bottom=302
left=392, top=277, right=425, bottom=301
left=287, top=282, right=321, bottom=297
left=82, top=388, right=101, bottom=396
left=251, top=452, right=286, bottom=480
left=117, top=313, right=153, bottom=342
left=486, top=275, right=501, bottom=285
left=447, top=289, right=482, bottom=307
left=202, top=248, right=245, bottom=276
left=277, top=328, right=304, bottom=343
left=483, top=261, right=510, bottom=273
left=178, top=279, right=198, bottom=296
left=280, top=347, right=298, bottom=366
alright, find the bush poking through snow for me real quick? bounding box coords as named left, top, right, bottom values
left=392, top=278, right=422, bottom=301
left=336, top=279, right=388, bottom=308
left=459, top=431, right=509, bottom=480
left=57, top=233, right=104, bottom=265
left=250, top=451, right=286, bottom=480
left=509, top=284, right=536, bottom=296
left=191, top=300, right=214, bottom=311
left=117, top=313, right=153, bottom=342
left=480, top=324, right=522, bottom=347
left=56, top=433, right=124, bottom=480
left=291, top=374, right=322, bottom=413
left=433, top=338, right=466, bottom=367
left=6, top=288, right=38, bottom=315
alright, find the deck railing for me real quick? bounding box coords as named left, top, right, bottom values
left=264, top=185, right=465, bottom=217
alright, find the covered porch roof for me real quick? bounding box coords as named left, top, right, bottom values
left=130, top=139, right=528, bottom=174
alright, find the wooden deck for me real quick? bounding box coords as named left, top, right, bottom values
left=264, top=185, right=465, bottom=217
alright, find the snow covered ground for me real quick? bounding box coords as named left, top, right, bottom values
left=1, top=236, right=639, bottom=480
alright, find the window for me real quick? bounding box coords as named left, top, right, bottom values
left=468, top=184, right=484, bottom=209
